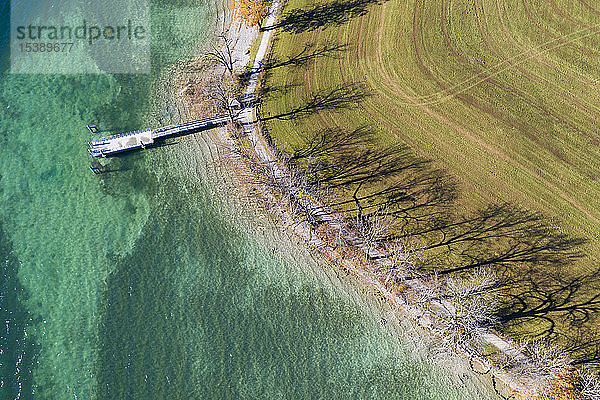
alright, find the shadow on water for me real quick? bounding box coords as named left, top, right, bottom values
left=0, top=0, right=229, bottom=396
left=0, top=5, right=38, bottom=394
left=91, top=76, right=154, bottom=133
left=96, top=177, right=251, bottom=398
left=0, top=0, right=8, bottom=74
left=97, top=175, right=369, bottom=399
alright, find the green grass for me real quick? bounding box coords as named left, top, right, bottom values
left=261, top=0, right=600, bottom=364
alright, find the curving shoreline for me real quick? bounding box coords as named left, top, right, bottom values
left=222, top=1, right=524, bottom=396
left=170, top=1, right=560, bottom=399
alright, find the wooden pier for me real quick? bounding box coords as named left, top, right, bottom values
left=87, top=114, right=230, bottom=157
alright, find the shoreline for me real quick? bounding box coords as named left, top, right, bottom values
left=171, top=0, right=513, bottom=396
left=222, top=3, right=522, bottom=395
left=167, top=2, right=552, bottom=399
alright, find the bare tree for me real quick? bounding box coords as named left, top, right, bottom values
left=525, top=340, right=572, bottom=376
left=230, top=147, right=323, bottom=239
left=416, top=267, right=499, bottom=350
left=375, top=237, right=423, bottom=287
left=499, top=339, right=573, bottom=399
left=353, top=205, right=393, bottom=260
left=205, top=31, right=238, bottom=75
left=207, top=74, right=239, bottom=123
left=578, top=369, right=600, bottom=400
left=281, top=157, right=335, bottom=242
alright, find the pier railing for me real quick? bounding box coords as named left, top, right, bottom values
left=87, top=114, right=230, bottom=157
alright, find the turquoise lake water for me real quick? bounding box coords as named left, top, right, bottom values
left=0, top=1, right=500, bottom=399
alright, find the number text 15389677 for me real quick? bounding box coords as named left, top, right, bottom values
left=19, top=42, right=74, bottom=53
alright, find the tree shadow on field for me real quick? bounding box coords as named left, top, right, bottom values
left=410, top=207, right=600, bottom=368
left=406, top=204, right=585, bottom=276
left=494, top=261, right=600, bottom=368
left=258, top=82, right=303, bottom=102
left=288, top=126, right=458, bottom=231
left=278, top=125, right=600, bottom=367
left=251, top=42, right=346, bottom=104
left=394, top=202, right=599, bottom=361
left=263, top=43, right=348, bottom=70
left=561, top=328, right=600, bottom=368
left=261, top=84, right=370, bottom=121
left=270, top=0, right=383, bottom=34
left=501, top=266, right=600, bottom=323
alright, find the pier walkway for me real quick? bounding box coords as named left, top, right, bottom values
left=88, top=114, right=230, bottom=157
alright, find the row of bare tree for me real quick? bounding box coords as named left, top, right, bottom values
left=200, top=19, right=600, bottom=398
left=344, top=205, right=600, bottom=399
left=227, top=124, right=600, bottom=398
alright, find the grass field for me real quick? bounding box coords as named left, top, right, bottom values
left=261, top=0, right=600, bottom=365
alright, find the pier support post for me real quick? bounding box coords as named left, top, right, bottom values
left=86, top=125, right=100, bottom=133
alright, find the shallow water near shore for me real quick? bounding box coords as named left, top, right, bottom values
left=1, top=1, right=499, bottom=399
